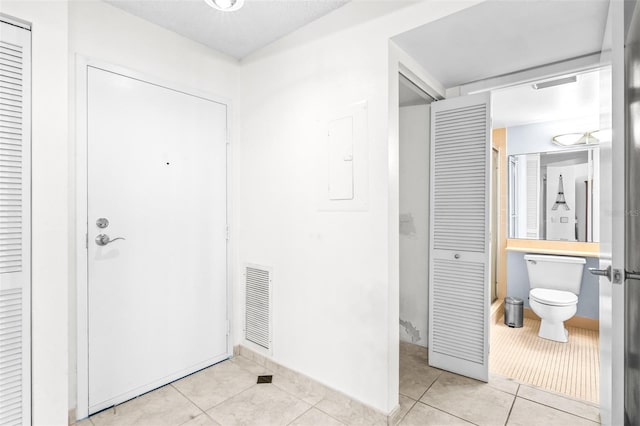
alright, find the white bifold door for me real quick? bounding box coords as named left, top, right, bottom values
left=428, top=93, right=491, bottom=382
left=87, top=66, right=229, bottom=413
left=0, top=20, right=30, bottom=426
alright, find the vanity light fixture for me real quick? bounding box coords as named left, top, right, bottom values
left=532, top=75, right=578, bottom=90
left=204, top=0, right=244, bottom=12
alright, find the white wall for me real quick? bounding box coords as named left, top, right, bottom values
left=2, top=0, right=486, bottom=420
left=67, top=0, right=240, bottom=418
left=399, top=105, right=430, bottom=347
left=1, top=2, right=69, bottom=424
left=237, top=1, right=481, bottom=413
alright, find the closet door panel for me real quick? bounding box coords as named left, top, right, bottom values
left=428, top=93, right=490, bottom=382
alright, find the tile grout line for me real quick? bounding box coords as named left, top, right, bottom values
left=393, top=397, right=418, bottom=426
left=520, top=384, right=600, bottom=409
left=261, top=373, right=322, bottom=408
left=284, top=405, right=315, bottom=426
left=169, top=383, right=219, bottom=426
left=418, top=400, right=480, bottom=426
left=515, top=394, right=600, bottom=423
left=209, top=383, right=260, bottom=414
left=312, top=404, right=360, bottom=426
left=503, top=385, right=519, bottom=426
left=493, top=370, right=599, bottom=407
left=416, top=370, right=443, bottom=402
left=170, top=371, right=255, bottom=413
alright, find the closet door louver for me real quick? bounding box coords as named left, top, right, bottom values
left=0, top=20, right=31, bottom=426
left=428, top=93, right=490, bottom=382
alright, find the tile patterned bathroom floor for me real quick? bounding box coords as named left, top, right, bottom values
left=490, top=315, right=599, bottom=403
left=74, top=342, right=600, bottom=426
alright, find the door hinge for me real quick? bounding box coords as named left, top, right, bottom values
left=226, top=225, right=230, bottom=241
left=226, top=319, right=230, bottom=336
left=85, top=233, right=88, bottom=249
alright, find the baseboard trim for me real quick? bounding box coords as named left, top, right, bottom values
left=523, top=307, right=599, bottom=331
left=491, top=300, right=505, bottom=324
left=387, top=403, right=403, bottom=425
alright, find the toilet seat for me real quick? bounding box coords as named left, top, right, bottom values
left=529, top=288, right=577, bottom=307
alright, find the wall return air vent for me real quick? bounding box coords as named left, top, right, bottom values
left=244, top=264, right=272, bottom=353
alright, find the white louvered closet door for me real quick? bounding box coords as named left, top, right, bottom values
left=428, top=92, right=490, bottom=382
left=0, top=20, right=31, bottom=426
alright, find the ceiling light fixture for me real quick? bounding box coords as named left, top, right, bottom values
left=204, top=0, right=244, bottom=12
left=552, top=133, right=585, bottom=146
left=589, top=129, right=612, bottom=142
left=552, top=130, right=601, bottom=146
left=532, top=75, right=578, bottom=90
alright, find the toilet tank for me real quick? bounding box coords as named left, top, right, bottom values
left=524, top=254, right=586, bottom=294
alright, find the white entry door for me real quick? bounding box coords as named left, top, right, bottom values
left=428, top=92, right=491, bottom=382
left=87, top=66, right=229, bottom=413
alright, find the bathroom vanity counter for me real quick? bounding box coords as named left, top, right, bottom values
left=506, top=239, right=600, bottom=258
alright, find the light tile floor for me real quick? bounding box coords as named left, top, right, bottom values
left=397, top=342, right=600, bottom=426
left=75, top=342, right=601, bottom=426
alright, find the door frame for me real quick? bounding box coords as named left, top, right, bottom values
left=388, top=41, right=446, bottom=413
left=74, top=57, right=233, bottom=421
left=463, top=62, right=619, bottom=419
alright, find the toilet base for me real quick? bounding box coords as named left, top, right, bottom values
left=538, top=319, right=569, bottom=343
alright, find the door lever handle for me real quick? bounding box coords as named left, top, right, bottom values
left=95, top=234, right=126, bottom=246
left=588, top=265, right=611, bottom=281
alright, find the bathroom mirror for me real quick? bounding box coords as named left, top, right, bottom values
left=508, top=147, right=599, bottom=242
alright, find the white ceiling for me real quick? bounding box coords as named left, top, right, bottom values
left=393, top=0, right=608, bottom=128
left=492, top=70, right=601, bottom=128
left=392, top=0, right=610, bottom=88
left=104, top=0, right=349, bottom=59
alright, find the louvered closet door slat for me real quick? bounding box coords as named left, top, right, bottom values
left=428, top=92, right=490, bottom=382
left=0, top=21, right=30, bottom=426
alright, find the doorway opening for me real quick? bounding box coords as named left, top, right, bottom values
left=399, top=72, right=435, bottom=348
left=398, top=71, right=438, bottom=396
left=389, top=0, right=615, bottom=420
left=489, top=67, right=606, bottom=404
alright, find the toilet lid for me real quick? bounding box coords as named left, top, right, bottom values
left=530, top=288, right=577, bottom=306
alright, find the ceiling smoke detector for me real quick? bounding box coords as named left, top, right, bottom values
left=204, top=0, right=244, bottom=12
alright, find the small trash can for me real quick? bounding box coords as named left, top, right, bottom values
left=504, top=297, right=523, bottom=328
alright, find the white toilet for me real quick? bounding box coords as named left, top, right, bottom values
left=524, top=254, right=586, bottom=343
